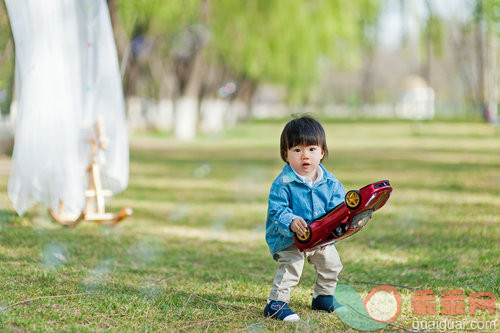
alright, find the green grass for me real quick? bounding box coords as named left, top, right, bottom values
left=0, top=120, right=499, bottom=331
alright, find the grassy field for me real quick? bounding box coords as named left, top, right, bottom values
left=0, top=119, right=498, bottom=331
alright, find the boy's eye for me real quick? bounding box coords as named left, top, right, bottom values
left=310, top=147, right=316, bottom=151
left=293, top=148, right=301, bottom=153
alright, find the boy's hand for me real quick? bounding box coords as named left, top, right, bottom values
left=290, top=217, right=308, bottom=236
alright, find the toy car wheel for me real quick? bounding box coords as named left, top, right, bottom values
left=345, top=190, right=361, bottom=210
left=295, top=227, right=312, bottom=243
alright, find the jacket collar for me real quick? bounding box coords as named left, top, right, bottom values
left=282, top=163, right=334, bottom=186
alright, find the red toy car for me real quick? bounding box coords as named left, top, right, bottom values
left=294, top=180, right=392, bottom=252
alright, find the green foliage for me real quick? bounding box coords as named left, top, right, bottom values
left=424, top=12, right=444, bottom=57
left=117, top=0, right=200, bottom=39
left=0, top=4, right=11, bottom=52
left=482, top=0, right=500, bottom=36
left=0, top=120, right=498, bottom=330
left=116, top=0, right=383, bottom=102
left=357, top=0, right=382, bottom=51
left=208, top=0, right=375, bottom=101
left=0, top=3, right=13, bottom=114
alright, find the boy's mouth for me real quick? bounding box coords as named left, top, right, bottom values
left=302, top=163, right=311, bottom=167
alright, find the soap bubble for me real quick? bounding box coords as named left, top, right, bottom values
left=126, top=238, right=161, bottom=269
left=169, top=204, right=190, bottom=223
left=211, top=212, right=232, bottom=232
left=218, top=81, right=238, bottom=98
left=82, top=259, right=113, bottom=292
left=193, top=163, right=212, bottom=179
left=40, top=243, right=68, bottom=271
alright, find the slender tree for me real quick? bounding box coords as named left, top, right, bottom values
left=474, top=0, right=499, bottom=122
left=0, top=0, right=14, bottom=115
left=422, top=0, right=443, bottom=87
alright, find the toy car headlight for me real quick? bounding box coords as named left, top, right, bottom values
left=352, top=210, right=373, bottom=228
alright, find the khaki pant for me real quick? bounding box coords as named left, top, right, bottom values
left=269, top=244, right=342, bottom=303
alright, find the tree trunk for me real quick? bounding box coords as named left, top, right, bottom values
left=174, top=46, right=205, bottom=140
left=106, top=0, right=128, bottom=62
left=476, top=0, right=487, bottom=120
left=173, top=0, right=210, bottom=140
left=474, top=0, right=497, bottom=123
left=451, top=27, right=478, bottom=112
left=484, top=29, right=498, bottom=123
left=423, top=32, right=432, bottom=87
left=360, top=50, right=376, bottom=104
left=235, top=78, right=256, bottom=119
left=107, top=1, right=150, bottom=98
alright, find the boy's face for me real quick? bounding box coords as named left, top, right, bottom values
left=286, top=144, right=324, bottom=179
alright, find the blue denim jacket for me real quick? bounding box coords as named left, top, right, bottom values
left=265, top=163, right=346, bottom=256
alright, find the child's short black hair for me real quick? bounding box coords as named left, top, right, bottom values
left=280, top=115, right=328, bottom=163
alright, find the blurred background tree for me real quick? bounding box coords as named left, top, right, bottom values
left=110, top=0, right=377, bottom=105
left=0, top=0, right=498, bottom=131
left=0, top=0, right=13, bottom=116
left=474, top=0, right=499, bottom=122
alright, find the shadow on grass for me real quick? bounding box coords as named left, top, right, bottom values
left=1, top=208, right=496, bottom=289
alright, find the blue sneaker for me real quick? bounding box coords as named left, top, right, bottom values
left=312, top=295, right=344, bottom=312
left=264, top=300, right=300, bottom=322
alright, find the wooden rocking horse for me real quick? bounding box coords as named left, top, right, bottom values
left=49, top=116, right=132, bottom=227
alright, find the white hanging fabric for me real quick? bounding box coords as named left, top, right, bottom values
left=6, top=0, right=129, bottom=216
